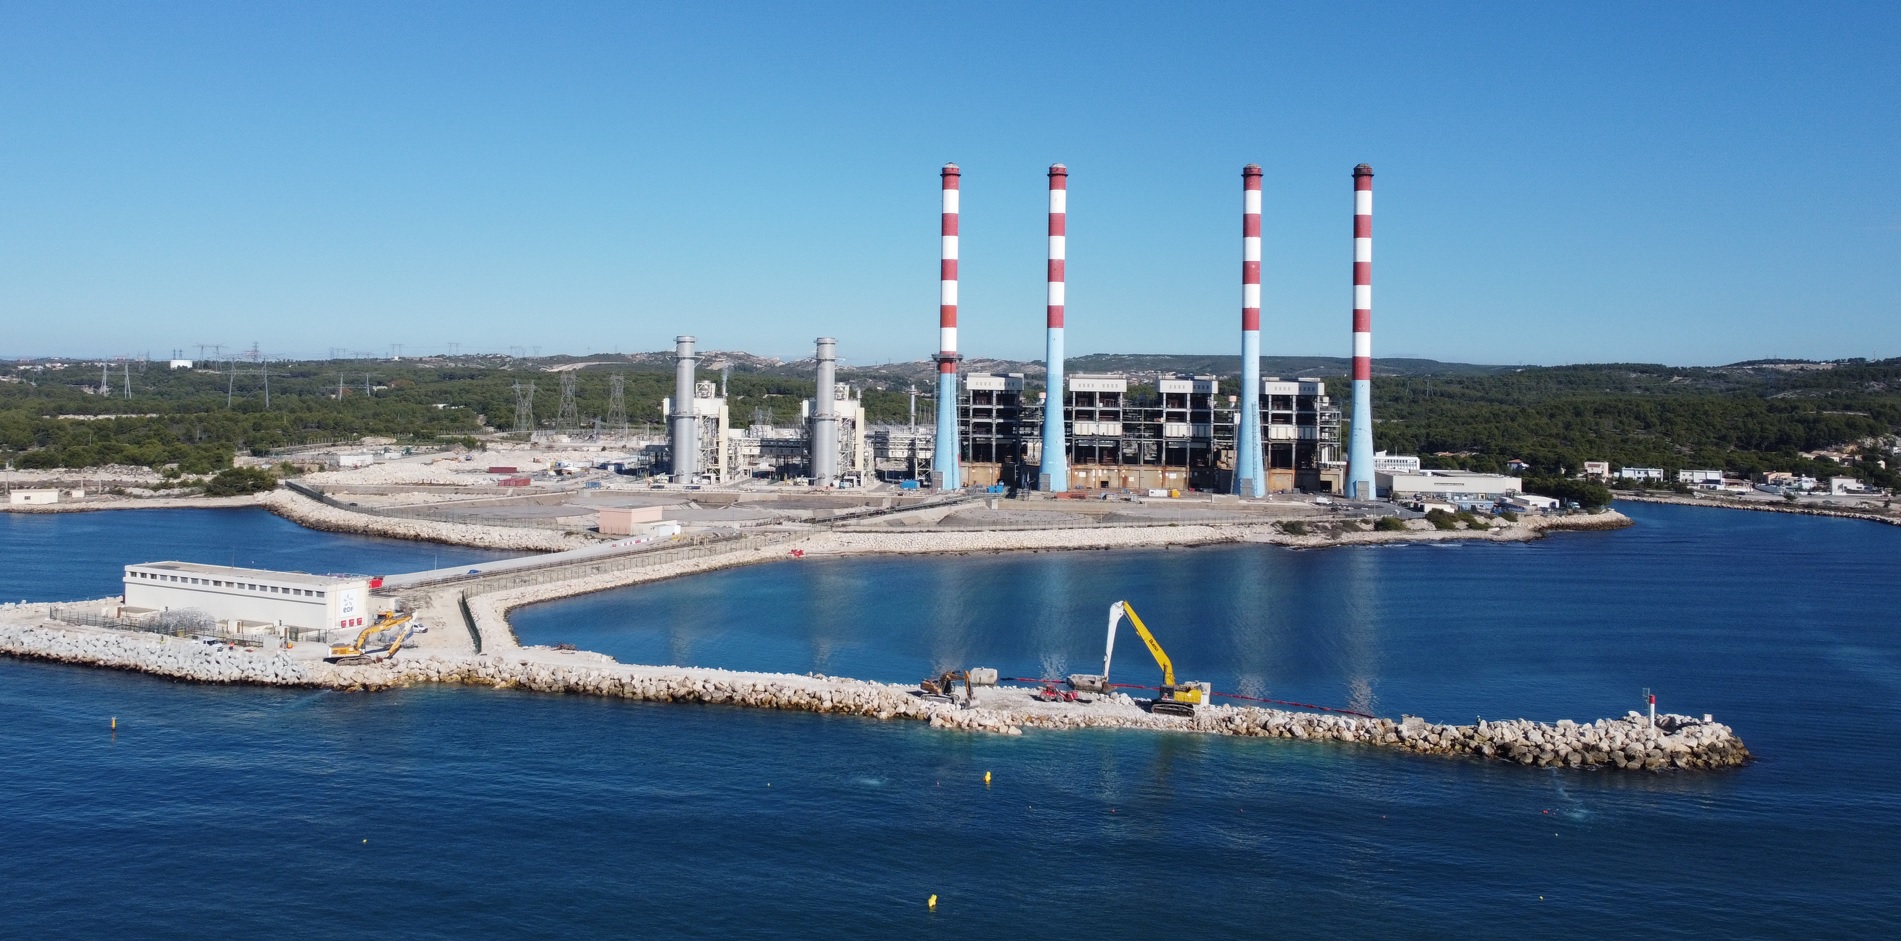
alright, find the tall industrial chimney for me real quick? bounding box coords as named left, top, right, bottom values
left=1346, top=164, right=1376, bottom=500
left=933, top=163, right=963, bottom=489
left=1039, top=163, right=1069, bottom=493
left=1233, top=164, right=1266, bottom=498
left=670, top=335, right=699, bottom=480
left=811, top=337, right=838, bottom=485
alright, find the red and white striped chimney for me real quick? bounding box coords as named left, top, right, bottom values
left=1234, top=164, right=1265, bottom=497
left=1345, top=164, right=1375, bottom=500
left=933, top=163, right=963, bottom=489
left=1041, top=163, right=1069, bottom=491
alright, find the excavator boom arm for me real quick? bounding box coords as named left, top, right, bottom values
left=1120, top=603, right=1176, bottom=688
left=332, top=611, right=414, bottom=656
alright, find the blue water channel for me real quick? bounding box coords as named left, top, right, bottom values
left=3, top=503, right=1897, bottom=938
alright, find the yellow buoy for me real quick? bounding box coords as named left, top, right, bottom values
left=110, top=717, right=117, bottom=730
left=928, top=894, right=937, bottom=911
left=984, top=771, right=991, bottom=785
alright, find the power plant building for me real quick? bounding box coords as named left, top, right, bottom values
left=660, top=377, right=731, bottom=483
left=955, top=373, right=1341, bottom=493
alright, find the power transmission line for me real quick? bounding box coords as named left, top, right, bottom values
left=513, top=381, right=535, bottom=433
left=606, top=375, right=627, bottom=437
left=556, top=373, right=579, bottom=432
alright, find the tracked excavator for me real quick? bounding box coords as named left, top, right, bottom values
left=1066, top=601, right=1208, bottom=716
left=919, top=670, right=973, bottom=705
left=325, top=611, right=415, bottom=664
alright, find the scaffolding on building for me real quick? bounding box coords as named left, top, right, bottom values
left=955, top=372, right=1342, bottom=493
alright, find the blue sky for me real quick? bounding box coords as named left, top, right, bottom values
left=1, top=2, right=1895, bottom=366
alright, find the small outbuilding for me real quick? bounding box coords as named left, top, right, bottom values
left=598, top=505, right=667, bottom=535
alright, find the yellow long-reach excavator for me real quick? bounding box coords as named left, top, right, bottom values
left=325, top=610, right=415, bottom=664
left=1067, top=601, right=1208, bottom=716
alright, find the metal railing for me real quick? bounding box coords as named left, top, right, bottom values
left=457, top=591, right=481, bottom=654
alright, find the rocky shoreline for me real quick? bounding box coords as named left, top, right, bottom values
left=0, top=493, right=271, bottom=514
left=0, top=612, right=1749, bottom=773
left=1616, top=493, right=1900, bottom=527
left=258, top=490, right=593, bottom=551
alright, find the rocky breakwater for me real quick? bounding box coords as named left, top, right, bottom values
left=0, top=622, right=319, bottom=686
left=370, top=655, right=1746, bottom=771
left=1204, top=708, right=1749, bottom=771
left=973, top=694, right=1748, bottom=771
left=3, top=616, right=1746, bottom=772
left=373, top=656, right=1030, bottom=735
left=261, top=489, right=591, bottom=551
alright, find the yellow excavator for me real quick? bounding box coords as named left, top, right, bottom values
left=325, top=610, right=415, bottom=664
left=1067, top=601, right=1208, bottom=716
left=918, top=670, right=973, bottom=704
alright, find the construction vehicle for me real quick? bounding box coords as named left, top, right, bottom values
left=919, top=670, right=973, bottom=705
left=325, top=610, right=415, bottom=664
left=1066, top=601, right=1208, bottom=716
left=918, top=667, right=1002, bottom=705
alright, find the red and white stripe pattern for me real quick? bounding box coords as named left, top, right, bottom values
left=1048, top=164, right=1066, bottom=327
left=1243, top=165, right=1262, bottom=331
left=1352, top=164, right=1373, bottom=381
left=939, top=163, right=960, bottom=373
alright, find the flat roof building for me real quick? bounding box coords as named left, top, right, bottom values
left=123, top=562, right=376, bottom=636
left=1377, top=469, right=1524, bottom=503
left=1371, top=452, right=1420, bottom=474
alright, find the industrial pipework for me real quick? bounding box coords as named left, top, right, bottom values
left=670, top=335, right=699, bottom=480
left=1234, top=164, right=1266, bottom=498
left=1040, top=163, right=1069, bottom=493
left=933, top=163, right=963, bottom=490
left=1345, top=164, right=1376, bottom=501
left=811, top=337, right=839, bottom=485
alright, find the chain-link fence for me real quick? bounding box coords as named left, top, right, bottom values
left=47, top=605, right=268, bottom=647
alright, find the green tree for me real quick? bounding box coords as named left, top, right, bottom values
left=203, top=466, right=279, bottom=496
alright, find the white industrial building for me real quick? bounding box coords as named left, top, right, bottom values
left=122, top=562, right=376, bottom=637
left=1371, top=452, right=1421, bottom=474
left=1677, top=469, right=1724, bottom=485
left=800, top=382, right=870, bottom=482
left=1377, top=469, right=1524, bottom=506
left=1830, top=476, right=1869, bottom=495
left=660, top=379, right=732, bottom=483
left=1618, top=467, right=1665, bottom=481
left=1502, top=492, right=1560, bottom=512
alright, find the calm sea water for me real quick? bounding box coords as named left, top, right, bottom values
left=0, top=507, right=516, bottom=602
left=3, top=504, right=1898, bottom=938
